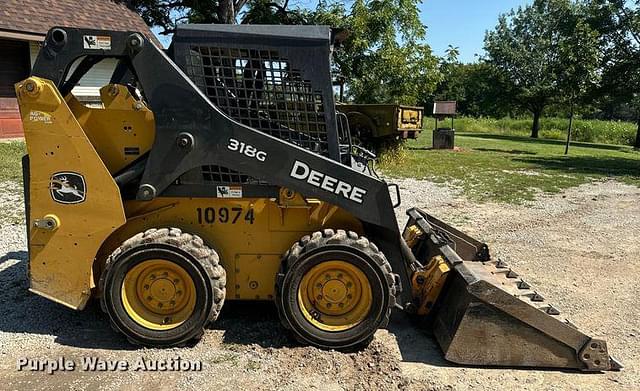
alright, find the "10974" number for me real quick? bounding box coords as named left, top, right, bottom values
left=196, top=207, right=255, bottom=225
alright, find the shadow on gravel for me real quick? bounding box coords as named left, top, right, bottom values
left=0, top=251, right=134, bottom=350
left=212, top=301, right=293, bottom=349
left=0, top=250, right=293, bottom=350
left=387, top=313, right=452, bottom=367
left=388, top=313, right=587, bottom=373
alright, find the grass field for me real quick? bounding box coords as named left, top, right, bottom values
left=0, top=141, right=25, bottom=183
left=431, top=117, right=638, bottom=146
left=0, top=141, right=26, bottom=224
left=2, top=135, right=639, bottom=205
left=379, top=131, right=640, bottom=203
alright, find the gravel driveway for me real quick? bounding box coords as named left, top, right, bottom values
left=1, top=178, right=638, bottom=390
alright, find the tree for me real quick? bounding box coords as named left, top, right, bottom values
left=555, top=3, right=601, bottom=153
left=120, top=0, right=254, bottom=33
left=433, top=46, right=465, bottom=102
left=485, top=0, right=600, bottom=138
left=241, top=0, right=308, bottom=24
left=588, top=0, right=640, bottom=148
left=431, top=46, right=513, bottom=118
left=310, top=0, right=441, bottom=105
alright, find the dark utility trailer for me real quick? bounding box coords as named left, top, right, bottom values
left=336, top=103, right=424, bottom=148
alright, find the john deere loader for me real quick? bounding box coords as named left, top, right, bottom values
left=15, top=25, right=621, bottom=371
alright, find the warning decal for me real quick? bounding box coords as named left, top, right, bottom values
left=216, top=186, right=243, bottom=198
left=83, top=35, right=112, bottom=50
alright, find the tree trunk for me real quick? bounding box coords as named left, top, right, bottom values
left=565, top=101, right=574, bottom=155
left=531, top=109, right=541, bottom=138
left=635, top=115, right=640, bottom=149
left=218, top=0, right=236, bottom=24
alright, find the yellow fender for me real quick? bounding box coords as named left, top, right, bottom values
left=15, top=77, right=126, bottom=310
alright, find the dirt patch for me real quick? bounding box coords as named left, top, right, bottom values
left=1, top=179, right=638, bottom=390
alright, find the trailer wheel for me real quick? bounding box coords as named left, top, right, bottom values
left=276, top=229, right=395, bottom=350
left=100, top=228, right=225, bottom=347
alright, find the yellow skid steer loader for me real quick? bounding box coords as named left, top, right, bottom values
left=14, top=25, right=621, bottom=371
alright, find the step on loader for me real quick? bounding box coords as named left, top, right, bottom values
left=14, top=25, right=621, bottom=371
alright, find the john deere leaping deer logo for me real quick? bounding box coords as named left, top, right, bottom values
left=49, top=172, right=86, bottom=204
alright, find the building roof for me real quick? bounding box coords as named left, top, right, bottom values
left=0, top=0, right=161, bottom=46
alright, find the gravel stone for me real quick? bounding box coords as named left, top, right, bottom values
left=1, top=178, right=638, bottom=390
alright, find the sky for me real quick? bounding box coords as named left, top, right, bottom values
left=420, top=0, right=532, bottom=63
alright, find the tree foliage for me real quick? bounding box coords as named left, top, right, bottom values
left=586, top=0, right=640, bottom=147
left=432, top=47, right=514, bottom=118
left=310, top=0, right=440, bottom=105
left=484, top=0, right=600, bottom=137
left=241, top=0, right=307, bottom=24
left=119, top=0, right=284, bottom=32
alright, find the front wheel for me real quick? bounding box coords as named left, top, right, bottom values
left=100, top=228, right=226, bottom=347
left=276, top=229, right=396, bottom=350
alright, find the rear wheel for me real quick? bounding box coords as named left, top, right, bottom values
left=100, top=228, right=225, bottom=347
left=276, top=229, right=396, bottom=350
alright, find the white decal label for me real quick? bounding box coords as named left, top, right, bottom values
left=83, top=35, right=112, bottom=50
left=227, top=138, right=267, bottom=162
left=216, top=186, right=242, bottom=198
left=29, top=110, right=52, bottom=124
left=290, top=160, right=367, bottom=204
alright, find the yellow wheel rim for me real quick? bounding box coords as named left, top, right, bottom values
left=121, top=259, right=196, bottom=330
left=298, top=260, right=372, bottom=332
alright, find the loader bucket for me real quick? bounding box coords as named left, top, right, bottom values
left=403, top=208, right=622, bottom=372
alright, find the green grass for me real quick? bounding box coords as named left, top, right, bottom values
left=431, top=117, right=638, bottom=146
left=379, top=131, right=640, bottom=203
left=1, top=137, right=638, bottom=207
left=0, top=141, right=25, bottom=183
left=0, top=141, right=26, bottom=224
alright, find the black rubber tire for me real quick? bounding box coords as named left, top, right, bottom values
left=99, top=228, right=226, bottom=347
left=275, top=229, right=396, bottom=350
